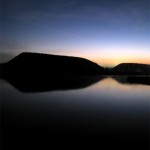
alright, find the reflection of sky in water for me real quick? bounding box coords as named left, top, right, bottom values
left=87, top=77, right=150, bottom=100
left=1, top=78, right=149, bottom=114
left=1, top=77, right=150, bottom=101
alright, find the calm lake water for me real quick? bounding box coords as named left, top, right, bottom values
left=1, top=76, right=150, bottom=149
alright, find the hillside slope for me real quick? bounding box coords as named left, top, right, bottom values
left=1, top=52, right=107, bottom=79
left=112, top=63, right=150, bottom=75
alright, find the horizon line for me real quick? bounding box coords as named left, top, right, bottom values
left=0, top=51, right=150, bottom=67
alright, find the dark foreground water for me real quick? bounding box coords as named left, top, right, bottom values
left=1, top=76, right=150, bottom=149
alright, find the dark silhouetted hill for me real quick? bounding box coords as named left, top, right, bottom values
left=112, top=63, right=150, bottom=75
left=1, top=52, right=107, bottom=79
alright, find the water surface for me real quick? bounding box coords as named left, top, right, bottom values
left=1, top=76, right=150, bottom=148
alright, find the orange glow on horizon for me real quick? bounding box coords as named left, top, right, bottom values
left=44, top=49, right=150, bottom=67
left=89, top=57, right=150, bottom=67
left=59, top=49, right=150, bottom=67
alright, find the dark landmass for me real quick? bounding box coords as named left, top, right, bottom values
left=1, top=53, right=150, bottom=79
left=0, top=52, right=107, bottom=79
left=111, top=63, right=150, bottom=75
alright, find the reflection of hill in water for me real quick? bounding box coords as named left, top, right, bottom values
left=113, top=76, right=150, bottom=86
left=2, top=76, right=150, bottom=93
left=4, top=75, right=105, bottom=93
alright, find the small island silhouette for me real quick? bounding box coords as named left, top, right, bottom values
left=0, top=52, right=150, bottom=92
left=111, top=63, right=150, bottom=75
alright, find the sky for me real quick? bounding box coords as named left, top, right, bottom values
left=1, top=0, right=150, bottom=66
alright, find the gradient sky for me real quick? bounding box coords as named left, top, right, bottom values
left=1, top=0, right=150, bottom=66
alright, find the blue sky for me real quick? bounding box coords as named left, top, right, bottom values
left=1, top=0, right=150, bottom=66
